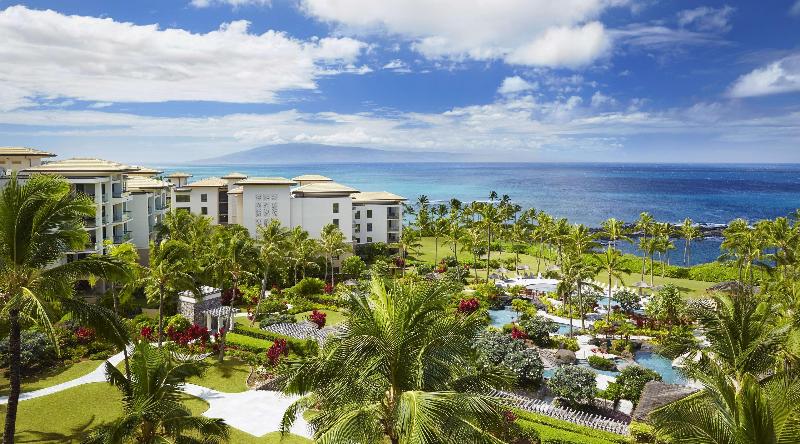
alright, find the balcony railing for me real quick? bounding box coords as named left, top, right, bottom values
left=387, top=208, right=400, bottom=219
left=113, top=235, right=124, bottom=244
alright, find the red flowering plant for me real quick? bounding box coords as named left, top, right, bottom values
left=435, top=261, right=447, bottom=273
left=324, top=283, right=334, bottom=294
left=510, top=325, right=528, bottom=340
left=75, top=326, right=96, bottom=344
left=221, top=288, right=243, bottom=306
left=140, top=326, right=154, bottom=341
left=394, top=256, right=405, bottom=268
left=309, top=310, right=326, bottom=329
left=266, top=339, right=289, bottom=367
left=457, top=298, right=480, bottom=315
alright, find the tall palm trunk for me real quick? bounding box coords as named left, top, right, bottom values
left=649, top=254, right=655, bottom=286
left=252, top=270, right=269, bottom=326
left=434, top=237, right=439, bottom=266
left=452, top=240, right=459, bottom=280
left=577, top=282, right=584, bottom=331
left=607, top=267, right=613, bottom=323
left=3, top=309, right=21, bottom=444
left=485, top=226, right=491, bottom=280
left=641, top=235, right=647, bottom=281
left=158, top=284, right=165, bottom=349
left=111, top=289, right=131, bottom=379
left=219, top=277, right=238, bottom=363
left=567, top=291, right=573, bottom=337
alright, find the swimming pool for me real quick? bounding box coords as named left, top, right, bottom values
left=634, top=350, right=687, bottom=385
left=488, top=307, right=572, bottom=335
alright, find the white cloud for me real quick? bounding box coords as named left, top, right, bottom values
left=0, top=6, right=365, bottom=108
left=190, top=0, right=271, bottom=8
left=498, top=76, right=538, bottom=95
left=299, top=0, right=620, bottom=68
left=590, top=91, right=616, bottom=108
left=611, top=24, right=727, bottom=49
left=382, top=59, right=411, bottom=72
left=677, top=5, right=735, bottom=33
left=791, top=0, right=800, bottom=16
left=729, top=54, right=800, bottom=98
left=505, top=22, right=610, bottom=68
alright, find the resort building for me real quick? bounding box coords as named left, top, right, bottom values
left=125, top=172, right=174, bottom=258
left=0, top=146, right=56, bottom=172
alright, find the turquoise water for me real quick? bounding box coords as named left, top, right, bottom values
left=634, top=351, right=686, bottom=385
left=163, top=162, right=800, bottom=264
left=488, top=307, right=572, bottom=335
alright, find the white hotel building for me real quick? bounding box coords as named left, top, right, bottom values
left=0, top=147, right=404, bottom=265
left=169, top=172, right=405, bottom=245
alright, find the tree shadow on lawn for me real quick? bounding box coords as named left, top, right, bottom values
left=17, top=415, right=99, bottom=443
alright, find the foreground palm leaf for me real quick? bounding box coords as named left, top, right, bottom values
left=84, top=341, right=229, bottom=444
left=279, top=278, right=511, bottom=444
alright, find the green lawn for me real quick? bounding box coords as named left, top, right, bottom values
left=416, top=237, right=714, bottom=299
left=187, top=357, right=251, bottom=393
left=0, top=359, right=103, bottom=396
left=294, top=309, right=346, bottom=326
left=0, top=382, right=311, bottom=443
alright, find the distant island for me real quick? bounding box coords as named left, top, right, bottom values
left=191, top=143, right=461, bottom=165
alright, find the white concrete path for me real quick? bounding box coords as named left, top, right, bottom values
left=0, top=350, right=313, bottom=439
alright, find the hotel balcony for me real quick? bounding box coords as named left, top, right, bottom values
left=387, top=207, right=400, bottom=219
left=387, top=220, right=401, bottom=232
left=387, top=233, right=399, bottom=244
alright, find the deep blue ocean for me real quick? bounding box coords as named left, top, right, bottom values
left=159, top=162, right=800, bottom=265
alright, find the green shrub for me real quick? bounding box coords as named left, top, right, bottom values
left=225, top=332, right=272, bottom=353
left=515, top=410, right=627, bottom=444
left=549, top=336, right=580, bottom=352
left=588, top=355, right=617, bottom=371
left=616, top=365, right=662, bottom=404
left=258, top=299, right=288, bottom=314
left=166, top=314, right=191, bottom=332
left=0, top=331, right=56, bottom=373
left=547, top=366, right=597, bottom=406
left=291, top=277, right=325, bottom=297
left=518, top=315, right=558, bottom=346
left=629, top=421, right=672, bottom=443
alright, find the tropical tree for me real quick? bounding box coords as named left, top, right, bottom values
left=253, top=219, right=290, bottom=325
left=392, top=228, right=422, bottom=276
left=208, top=227, right=257, bottom=362
left=601, top=218, right=631, bottom=250
left=141, top=239, right=194, bottom=348
left=475, top=198, right=504, bottom=280
left=105, top=241, right=142, bottom=379
left=288, top=227, right=319, bottom=284
left=84, top=341, right=229, bottom=444
left=320, top=223, right=351, bottom=286
left=720, top=219, right=767, bottom=292
left=679, top=218, right=700, bottom=267
left=278, top=278, right=512, bottom=443
left=0, top=173, right=129, bottom=443
left=636, top=212, right=655, bottom=281
left=594, top=247, right=626, bottom=323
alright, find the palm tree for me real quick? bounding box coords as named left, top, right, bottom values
left=679, top=218, right=700, bottom=267
left=208, top=227, right=257, bottom=362
left=460, top=226, right=483, bottom=281
left=552, top=218, right=571, bottom=265
left=106, top=241, right=142, bottom=379
left=431, top=204, right=448, bottom=266
left=392, top=228, right=422, bottom=276
left=475, top=200, right=503, bottom=280
left=651, top=294, right=799, bottom=444
left=442, top=207, right=466, bottom=279
left=414, top=195, right=431, bottom=235
left=278, top=278, right=511, bottom=443
left=0, top=173, right=130, bottom=443
left=253, top=219, right=289, bottom=325
left=508, top=218, right=530, bottom=274
left=601, top=218, right=631, bottom=250
left=142, top=239, right=194, bottom=348
left=320, top=223, right=351, bottom=286
left=84, top=341, right=229, bottom=444
left=636, top=212, right=655, bottom=281
left=534, top=212, right=554, bottom=273
left=594, top=247, right=626, bottom=323
left=288, top=227, right=319, bottom=284
left=720, top=219, right=767, bottom=293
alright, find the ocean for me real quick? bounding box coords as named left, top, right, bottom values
left=158, top=162, right=800, bottom=266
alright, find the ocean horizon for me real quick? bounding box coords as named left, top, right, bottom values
left=157, top=162, right=800, bottom=266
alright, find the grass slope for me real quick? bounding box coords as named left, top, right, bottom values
left=187, top=357, right=251, bottom=393
left=0, top=359, right=103, bottom=396
left=294, top=309, right=346, bottom=326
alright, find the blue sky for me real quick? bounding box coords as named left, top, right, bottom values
left=0, top=0, right=799, bottom=163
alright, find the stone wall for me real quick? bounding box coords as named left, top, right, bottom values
left=178, top=287, right=222, bottom=326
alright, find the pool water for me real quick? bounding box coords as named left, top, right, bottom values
left=488, top=307, right=572, bottom=335
left=634, top=351, right=687, bottom=385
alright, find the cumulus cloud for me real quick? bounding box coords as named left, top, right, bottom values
left=0, top=6, right=366, bottom=107
left=190, top=0, right=271, bottom=7
left=729, top=54, right=800, bottom=98
left=382, top=59, right=411, bottom=72
left=498, top=76, right=538, bottom=95
left=298, top=0, right=618, bottom=68
left=791, top=0, right=800, bottom=16
left=677, top=5, right=735, bottom=33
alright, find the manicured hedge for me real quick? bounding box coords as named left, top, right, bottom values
left=224, top=332, right=272, bottom=353
left=514, top=410, right=628, bottom=444
left=233, top=322, right=318, bottom=356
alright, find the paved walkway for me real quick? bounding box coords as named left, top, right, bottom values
left=0, top=350, right=313, bottom=439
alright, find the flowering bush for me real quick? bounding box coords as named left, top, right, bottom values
left=510, top=326, right=528, bottom=340
left=457, top=298, right=480, bottom=315
left=221, top=287, right=243, bottom=306
left=324, top=283, right=334, bottom=294
left=266, top=339, right=289, bottom=366
left=75, top=326, right=96, bottom=344
left=140, top=326, right=154, bottom=341
left=309, top=310, right=326, bottom=329
left=167, top=323, right=210, bottom=347
left=435, top=262, right=447, bottom=273
left=394, top=256, right=406, bottom=268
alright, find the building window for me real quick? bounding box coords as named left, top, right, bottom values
left=201, top=207, right=208, bottom=215
left=201, top=193, right=208, bottom=203
left=367, top=237, right=373, bottom=243
left=367, top=223, right=373, bottom=232
left=333, top=203, right=339, bottom=213
left=333, top=218, right=339, bottom=227
left=354, top=224, right=360, bottom=233
left=367, top=209, right=373, bottom=218
left=176, top=195, right=190, bottom=203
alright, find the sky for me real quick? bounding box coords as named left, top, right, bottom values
left=0, top=0, right=799, bottom=163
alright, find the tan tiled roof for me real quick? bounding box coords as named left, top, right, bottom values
left=25, top=158, right=137, bottom=173
left=166, top=171, right=193, bottom=178
left=293, top=182, right=359, bottom=196
left=227, top=186, right=244, bottom=195
left=222, top=172, right=248, bottom=179
left=127, top=176, right=173, bottom=191
left=128, top=166, right=163, bottom=176
left=352, top=191, right=406, bottom=203
left=292, top=174, right=332, bottom=182
left=0, top=146, right=56, bottom=157
left=186, top=177, right=226, bottom=187
left=236, top=177, right=296, bottom=186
